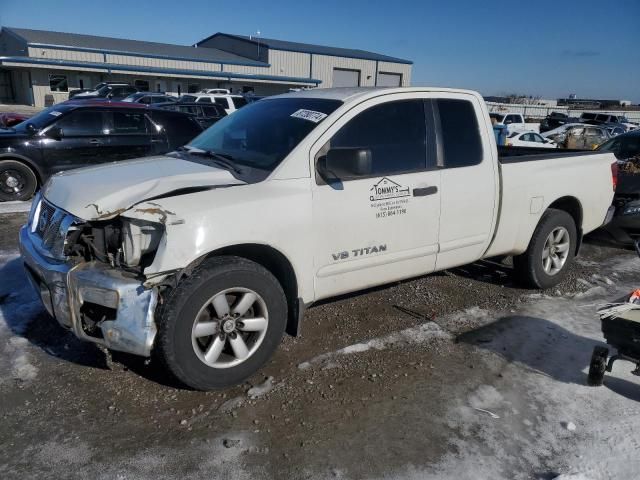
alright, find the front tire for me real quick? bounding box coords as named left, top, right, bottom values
left=0, top=160, right=38, bottom=202
left=156, top=256, right=287, bottom=390
left=513, top=209, right=577, bottom=289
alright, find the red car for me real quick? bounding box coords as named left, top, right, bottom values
left=0, top=112, right=30, bottom=128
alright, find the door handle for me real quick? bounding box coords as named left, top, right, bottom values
left=89, top=139, right=103, bottom=145
left=413, top=186, right=438, bottom=197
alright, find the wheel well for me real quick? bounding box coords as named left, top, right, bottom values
left=206, top=244, right=301, bottom=337
left=0, top=156, right=42, bottom=186
left=548, top=196, right=583, bottom=254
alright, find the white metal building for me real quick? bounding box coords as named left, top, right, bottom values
left=0, top=27, right=412, bottom=107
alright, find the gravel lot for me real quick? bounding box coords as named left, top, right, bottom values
left=1, top=212, right=639, bottom=479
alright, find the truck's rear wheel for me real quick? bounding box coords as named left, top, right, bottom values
left=156, top=256, right=287, bottom=390
left=0, top=160, right=38, bottom=202
left=513, top=209, right=577, bottom=289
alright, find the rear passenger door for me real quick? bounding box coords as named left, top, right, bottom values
left=103, top=110, right=155, bottom=161
left=311, top=95, right=442, bottom=300
left=431, top=95, right=499, bottom=270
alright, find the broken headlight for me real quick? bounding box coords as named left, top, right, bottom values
left=121, top=219, right=164, bottom=267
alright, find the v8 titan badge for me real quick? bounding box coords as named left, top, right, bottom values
left=370, top=177, right=410, bottom=219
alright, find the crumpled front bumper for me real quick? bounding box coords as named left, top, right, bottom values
left=19, top=226, right=158, bottom=357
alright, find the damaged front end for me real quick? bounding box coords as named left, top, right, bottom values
left=19, top=193, right=171, bottom=357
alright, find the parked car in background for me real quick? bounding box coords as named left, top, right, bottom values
left=596, top=130, right=640, bottom=245
left=177, top=93, right=248, bottom=114
left=489, top=112, right=540, bottom=133
left=72, top=84, right=138, bottom=101
left=0, top=112, right=30, bottom=128
left=543, top=123, right=609, bottom=149
left=563, top=125, right=610, bottom=149
left=540, top=112, right=580, bottom=133
left=603, top=124, right=626, bottom=137
left=122, top=92, right=177, bottom=105
left=581, top=112, right=638, bottom=132
left=155, top=102, right=226, bottom=129
left=68, top=82, right=131, bottom=99
left=19, top=87, right=617, bottom=390
left=506, top=130, right=557, bottom=148
left=0, top=102, right=202, bottom=201
left=198, top=88, right=231, bottom=95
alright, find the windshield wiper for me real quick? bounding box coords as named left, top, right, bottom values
left=178, top=146, right=242, bottom=175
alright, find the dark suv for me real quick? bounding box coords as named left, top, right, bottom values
left=155, top=102, right=226, bottom=129
left=0, top=102, right=203, bottom=201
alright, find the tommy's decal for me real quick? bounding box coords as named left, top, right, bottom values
left=370, top=177, right=410, bottom=219
left=369, top=177, right=410, bottom=201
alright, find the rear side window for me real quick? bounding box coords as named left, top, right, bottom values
left=436, top=99, right=482, bottom=168
left=232, top=97, right=248, bottom=108
left=214, top=98, right=230, bottom=109
left=157, top=113, right=202, bottom=145
left=202, top=106, right=222, bottom=117
left=110, top=111, right=148, bottom=134
left=329, top=99, right=427, bottom=176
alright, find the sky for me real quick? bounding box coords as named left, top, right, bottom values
left=1, top=0, right=639, bottom=102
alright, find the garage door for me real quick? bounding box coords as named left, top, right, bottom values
left=377, top=72, right=402, bottom=87
left=332, top=68, right=360, bottom=87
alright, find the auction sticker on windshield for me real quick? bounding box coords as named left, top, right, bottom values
left=290, top=109, right=328, bottom=123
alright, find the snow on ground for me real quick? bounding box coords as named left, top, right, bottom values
left=299, top=253, right=640, bottom=480
left=0, top=252, right=42, bottom=384
left=0, top=201, right=31, bottom=214
left=298, top=320, right=451, bottom=370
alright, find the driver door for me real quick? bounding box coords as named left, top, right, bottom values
left=42, top=109, right=106, bottom=173
left=311, top=95, right=441, bottom=300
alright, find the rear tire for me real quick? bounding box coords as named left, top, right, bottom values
left=588, top=346, right=608, bottom=386
left=0, top=160, right=38, bottom=202
left=513, top=209, right=577, bottom=289
left=155, top=256, right=287, bottom=390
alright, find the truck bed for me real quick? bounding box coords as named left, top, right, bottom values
left=498, top=145, right=595, bottom=163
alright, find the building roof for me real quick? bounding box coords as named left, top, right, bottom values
left=2, top=27, right=268, bottom=67
left=197, top=33, right=413, bottom=65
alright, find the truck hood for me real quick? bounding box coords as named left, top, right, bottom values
left=42, top=155, right=246, bottom=220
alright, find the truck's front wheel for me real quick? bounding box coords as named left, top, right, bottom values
left=156, top=256, right=287, bottom=390
left=513, top=209, right=577, bottom=289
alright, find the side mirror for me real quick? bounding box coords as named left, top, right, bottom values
left=318, top=148, right=373, bottom=180
left=45, top=126, right=63, bottom=140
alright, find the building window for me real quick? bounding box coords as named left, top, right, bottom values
left=187, top=83, right=200, bottom=93
left=49, top=74, right=68, bottom=92
left=134, top=79, right=150, bottom=91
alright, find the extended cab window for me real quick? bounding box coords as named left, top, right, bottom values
left=55, top=110, right=104, bottom=136
left=328, top=100, right=427, bottom=176
left=436, top=99, right=482, bottom=168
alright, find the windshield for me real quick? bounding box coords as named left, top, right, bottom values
left=187, top=97, right=342, bottom=173
left=13, top=105, right=74, bottom=131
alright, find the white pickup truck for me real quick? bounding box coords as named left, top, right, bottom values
left=490, top=112, right=541, bottom=133
left=20, top=87, right=617, bottom=390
